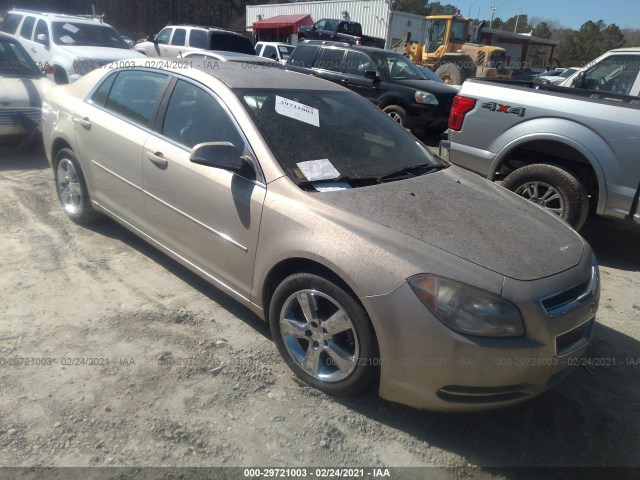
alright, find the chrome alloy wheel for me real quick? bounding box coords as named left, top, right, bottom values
left=514, top=181, right=565, bottom=218
left=279, top=290, right=359, bottom=383
left=56, top=158, right=83, bottom=215
left=387, top=111, right=403, bottom=124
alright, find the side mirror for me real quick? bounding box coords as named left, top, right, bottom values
left=147, top=34, right=156, bottom=43
left=190, top=142, right=245, bottom=171
left=574, top=71, right=586, bottom=89
left=36, top=33, right=49, bottom=47
left=311, top=25, right=317, bottom=31
left=364, top=70, right=379, bottom=81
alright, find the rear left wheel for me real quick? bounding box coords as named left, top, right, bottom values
left=269, top=273, right=378, bottom=396
left=54, top=148, right=101, bottom=224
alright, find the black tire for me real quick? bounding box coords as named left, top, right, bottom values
left=54, top=67, right=69, bottom=85
left=502, top=164, right=589, bottom=230
left=54, top=148, right=101, bottom=225
left=269, top=273, right=378, bottom=396
left=435, top=62, right=466, bottom=85
left=382, top=105, right=408, bottom=128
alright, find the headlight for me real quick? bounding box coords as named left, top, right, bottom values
left=415, top=91, right=438, bottom=105
left=409, top=275, right=524, bottom=337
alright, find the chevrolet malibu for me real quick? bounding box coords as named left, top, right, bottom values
left=42, top=60, right=600, bottom=411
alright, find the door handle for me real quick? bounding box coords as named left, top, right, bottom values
left=146, top=151, right=168, bottom=168
left=74, top=116, right=92, bottom=130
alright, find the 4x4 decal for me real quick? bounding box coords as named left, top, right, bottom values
left=482, top=102, right=526, bottom=117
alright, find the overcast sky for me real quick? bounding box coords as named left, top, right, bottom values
left=456, top=0, right=640, bottom=30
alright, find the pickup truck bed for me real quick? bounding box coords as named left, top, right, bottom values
left=440, top=77, right=640, bottom=230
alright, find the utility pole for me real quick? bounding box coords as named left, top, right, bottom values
left=489, top=6, right=496, bottom=28
left=514, top=8, right=522, bottom=33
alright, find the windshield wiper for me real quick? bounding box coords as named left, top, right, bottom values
left=379, top=163, right=446, bottom=182
left=297, top=175, right=379, bottom=190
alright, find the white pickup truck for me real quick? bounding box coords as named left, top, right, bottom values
left=440, top=47, right=640, bottom=230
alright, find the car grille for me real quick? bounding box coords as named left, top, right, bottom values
left=555, top=318, right=594, bottom=356
left=0, top=107, right=41, bottom=130
left=542, top=278, right=591, bottom=312
left=437, top=384, right=535, bottom=403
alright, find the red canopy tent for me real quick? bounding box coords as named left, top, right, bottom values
left=252, top=14, right=313, bottom=42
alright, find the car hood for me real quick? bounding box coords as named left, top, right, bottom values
left=58, top=45, right=144, bottom=60
left=0, top=77, right=54, bottom=108
left=395, top=78, right=459, bottom=96
left=315, top=166, right=584, bottom=281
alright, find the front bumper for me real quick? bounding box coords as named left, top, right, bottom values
left=406, top=102, right=452, bottom=131
left=363, top=252, right=599, bottom=411
left=0, top=107, right=42, bottom=145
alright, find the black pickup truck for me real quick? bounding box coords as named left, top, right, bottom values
left=298, top=19, right=385, bottom=48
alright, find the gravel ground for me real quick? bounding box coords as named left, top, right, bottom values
left=0, top=140, right=639, bottom=478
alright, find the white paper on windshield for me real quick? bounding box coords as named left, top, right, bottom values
left=297, top=159, right=340, bottom=181
left=313, top=182, right=352, bottom=192
left=275, top=96, right=319, bottom=127
left=59, top=35, right=75, bottom=44
left=62, top=23, right=79, bottom=34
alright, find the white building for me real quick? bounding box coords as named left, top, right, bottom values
left=246, top=0, right=428, bottom=49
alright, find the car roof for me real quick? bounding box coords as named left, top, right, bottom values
left=119, top=58, right=345, bottom=91
left=8, top=10, right=111, bottom=25
left=164, top=25, right=249, bottom=36
left=298, top=41, right=397, bottom=56
left=181, top=50, right=277, bottom=63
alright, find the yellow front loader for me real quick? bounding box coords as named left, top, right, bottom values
left=405, top=15, right=512, bottom=85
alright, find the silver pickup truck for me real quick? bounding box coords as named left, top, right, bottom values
left=440, top=50, right=640, bottom=230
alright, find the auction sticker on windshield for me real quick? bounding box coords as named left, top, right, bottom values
left=297, top=159, right=340, bottom=181
left=275, top=96, right=319, bottom=127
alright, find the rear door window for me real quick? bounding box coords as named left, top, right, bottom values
left=313, top=48, right=345, bottom=72
left=19, top=16, right=36, bottom=40
left=188, top=29, right=207, bottom=48
left=171, top=28, right=186, bottom=46
left=103, top=70, right=169, bottom=127
left=287, top=45, right=320, bottom=68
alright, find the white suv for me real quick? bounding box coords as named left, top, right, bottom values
left=254, top=42, right=295, bottom=64
left=135, top=25, right=255, bottom=57
left=1, top=10, right=143, bottom=84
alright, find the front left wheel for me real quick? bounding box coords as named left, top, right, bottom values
left=269, top=273, right=378, bottom=396
left=54, top=148, right=101, bottom=224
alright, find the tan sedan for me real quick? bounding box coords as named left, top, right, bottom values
left=42, top=59, right=599, bottom=411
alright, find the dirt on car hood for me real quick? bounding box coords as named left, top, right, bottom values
left=316, top=166, right=585, bottom=281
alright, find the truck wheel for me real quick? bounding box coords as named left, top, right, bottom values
left=502, top=164, right=589, bottom=230
left=54, top=67, right=69, bottom=85
left=435, top=63, right=465, bottom=85
left=383, top=105, right=408, bottom=128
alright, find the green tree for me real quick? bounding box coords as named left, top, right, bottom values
left=556, top=20, right=625, bottom=67
left=502, top=14, right=530, bottom=33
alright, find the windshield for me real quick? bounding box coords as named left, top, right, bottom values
left=0, top=38, right=42, bottom=77
left=374, top=53, right=423, bottom=80
left=52, top=22, right=128, bottom=48
left=235, top=89, right=442, bottom=186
